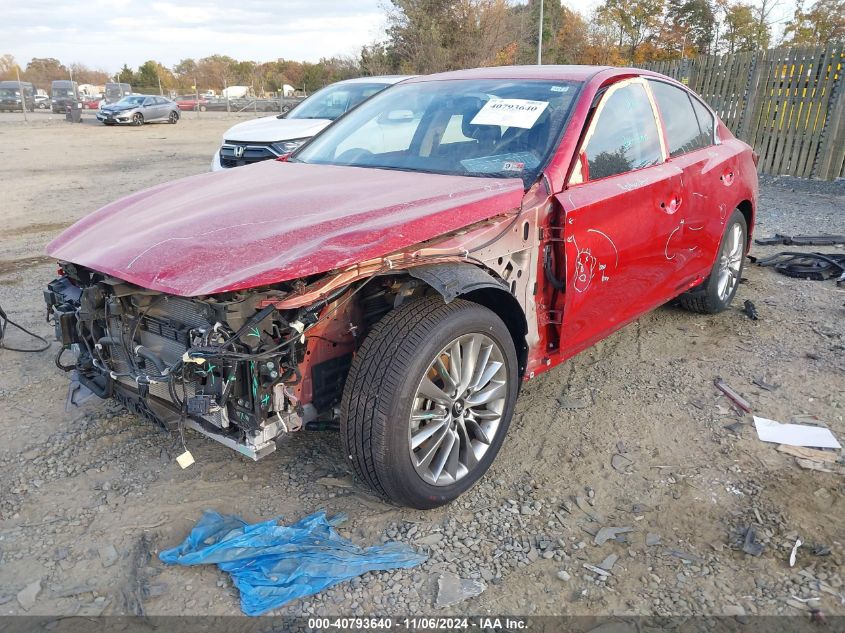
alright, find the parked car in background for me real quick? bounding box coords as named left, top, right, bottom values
left=83, top=97, right=103, bottom=110
left=51, top=80, right=79, bottom=113
left=97, top=95, right=180, bottom=125
left=0, top=80, right=36, bottom=111
left=103, top=82, right=132, bottom=105
left=211, top=75, right=413, bottom=170
left=45, top=65, right=757, bottom=509
left=175, top=95, right=209, bottom=111
left=34, top=94, right=50, bottom=109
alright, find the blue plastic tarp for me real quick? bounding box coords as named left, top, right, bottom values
left=159, top=510, right=427, bottom=616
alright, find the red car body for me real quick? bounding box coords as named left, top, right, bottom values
left=45, top=66, right=756, bottom=506
left=176, top=96, right=208, bottom=111
left=49, top=66, right=756, bottom=378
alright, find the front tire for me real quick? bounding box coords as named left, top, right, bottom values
left=341, top=297, right=518, bottom=509
left=679, top=209, right=747, bottom=314
left=132, top=113, right=144, bottom=126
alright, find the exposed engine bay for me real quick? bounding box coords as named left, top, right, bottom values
left=43, top=261, right=401, bottom=460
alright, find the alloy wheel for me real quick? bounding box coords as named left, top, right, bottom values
left=408, top=332, right=508, bottom=486
left=717, top=222, right=744, bottom=301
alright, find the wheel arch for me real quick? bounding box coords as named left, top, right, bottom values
left=406, top=263, right=529, bottom=378
left=736, top=199, right=754, bottom=249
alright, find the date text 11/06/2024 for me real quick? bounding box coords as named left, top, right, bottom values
left=307, top=616, right=528, bottom=630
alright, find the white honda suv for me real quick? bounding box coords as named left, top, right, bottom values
left=211, top=76, right=412, bottom=171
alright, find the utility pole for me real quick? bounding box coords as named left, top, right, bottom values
left=15, top=66, right=27, bottom=122
left=537, top=0, right=544, bottom=65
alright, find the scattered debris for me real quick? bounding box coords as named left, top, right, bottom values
left=582, top=563, right=611, bottom=577
left=714, top=377, right=752, bottom=413
left=812, top=544, right=831, bottom=557
left=556, top=570, right=571, bottom=582
left=741, top=527, right=764, bottom=556
left=16, top=579, right=41, bottom=611
left=316, top=476, right=354, bottom=489
left=754, top=416, right=841, bottom=449
left=597, top=554, right=618, bottom=571
left=645, top=533, right=661, bottom=546
left=611, top=453, right=633, bottom=473
left=435, top=572, right=486, bottom=607
left=743, top=300, right=759, bottom=320
left=594, top=526, right=634, bottom=546
left=667, top=549, right=701, bottom=562
left=557, top=394, right=591, bottom=409
left=752, top=377, right=778, bottom=391
left=415, top=533, right=443, bottom=547
left=754, top=233, right=845, bottom=246
left=724, top=421, right=746, bottom=435
left=755, top=251, right=845, bottom=283
left=789, top=539, right=802, bottom=567
left=777, top=444, right=839, bottom=463
left=98, top=543, right=118, bottom=568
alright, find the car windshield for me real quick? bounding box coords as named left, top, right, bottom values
left=294, top=79, right=580, bottom=185
left=0, top=88, right=18, bottom=98
left=53, top=89, right=74, bottom=98
left=287, top=82, right=391, bottom=121
left=116, top=96, right=145, bottom=106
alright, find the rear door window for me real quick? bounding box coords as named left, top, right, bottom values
left=690, top=97, right=715, bottom=144
left=582, top=82, right=663, bottom=180
left=648, top=80, right=710, bottom=157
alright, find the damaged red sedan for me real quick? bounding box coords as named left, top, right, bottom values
left=45, top=66, right=757, bottom=508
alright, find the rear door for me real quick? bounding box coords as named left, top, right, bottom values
left=554, top=78, right=686, bottom=357
left=647, top=79, right=726, bottom=283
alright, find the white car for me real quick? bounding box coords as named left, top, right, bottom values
left=211, top=76, right=413, bottom=171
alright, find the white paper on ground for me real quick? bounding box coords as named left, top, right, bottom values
left=753, top=416, right=842, bottom=449
left=470, top=99, right=548, bottom=129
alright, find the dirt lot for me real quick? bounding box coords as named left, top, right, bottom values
left=1, top=112, right=843, bottom=620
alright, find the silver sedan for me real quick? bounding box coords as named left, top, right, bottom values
left=97, top=95, right=180, bottom=126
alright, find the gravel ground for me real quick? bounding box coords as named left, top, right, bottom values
left=0, top=115, right=843, bottom=619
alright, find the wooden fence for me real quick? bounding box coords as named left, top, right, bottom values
left=642, top=46, right=845, bottom=181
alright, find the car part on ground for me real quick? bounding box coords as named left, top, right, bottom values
left=755, top=251, right=845, bottom=283
left=755, top=234, right=845, bottom=246
left=0, top=302, right=51, bottom=353
left=45, top=65, right=758, bottom=508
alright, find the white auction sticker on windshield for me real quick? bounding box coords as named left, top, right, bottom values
left=471, top=99, right=549, bottom=129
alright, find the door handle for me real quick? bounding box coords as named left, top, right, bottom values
left=660, top=196, right=682, bottom=214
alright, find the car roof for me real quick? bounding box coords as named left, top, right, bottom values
left=335, top=75, right=417, bottom=86
left=405, top=65, right=626, bottom=83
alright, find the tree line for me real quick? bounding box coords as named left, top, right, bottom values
left=1, top=0, right=842, bottom=94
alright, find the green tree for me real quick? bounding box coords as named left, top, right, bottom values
left=721, top=2, right=758, bottom=52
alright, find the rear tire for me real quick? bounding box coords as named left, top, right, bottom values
left=341, top=297, right=518, bottom=509
left=679, top=209, right=747, bottom=314
left=168, top=111, right=179, bottom=124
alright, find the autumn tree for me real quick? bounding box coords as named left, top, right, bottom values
left=665, top=0, right=717, bottom=55
left=24, top=57, right=69, bottom=87
left=596, top=0, right=667, bottom=62
left=783, top=0, right=845, bottom=45
left=0, top=54, right=20, bottom=80
left=721, top=2, right=759, bottom=52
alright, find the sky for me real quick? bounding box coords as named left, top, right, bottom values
left=3, top=0, right=792, bottom=74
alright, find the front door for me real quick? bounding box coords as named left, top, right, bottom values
left=553, top=78, right=685, bottom=358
